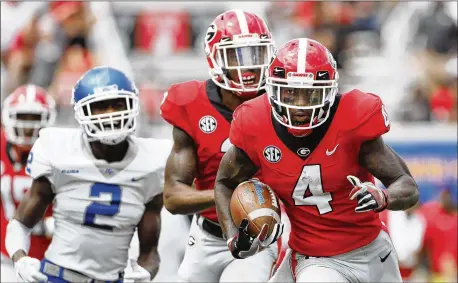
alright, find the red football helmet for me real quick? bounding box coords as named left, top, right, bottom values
left=2, top=85, right=56, bottom=146
left=266, top=38, right=339, bottom=137
left=205, top=9, right=275, bottom=99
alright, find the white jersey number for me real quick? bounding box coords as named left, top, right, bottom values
left=220, top=138, right=232, bottom=153
left=292, top=165, right=333, bottom=215
left=83, top=183, right=122, bottom=231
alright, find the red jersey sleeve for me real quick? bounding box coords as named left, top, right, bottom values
left=230, top=104, right=260, bottom=166
left=353, top=92, right=391, bottom=142
left=160, top=82, right=198, bottom=138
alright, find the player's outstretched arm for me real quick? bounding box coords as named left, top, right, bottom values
left=136, top=193, right=163, bottom=280
left=215, top=146, right=258, bottom=240
left=359, top=136, right=419, bottom=211
left=163, top=127, right=214, bottom=215
left=6, top=176, right=54, bottom=262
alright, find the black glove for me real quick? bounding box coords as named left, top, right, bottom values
left=348, top=175, right=388, bottom=213
left=227, top=218, right=283, bottom=259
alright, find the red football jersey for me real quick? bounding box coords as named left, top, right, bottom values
left=419, top=201, right=457, bottom=274
left=160, top=80, right=234, bottom=222
left=0, top=129, right=52, bottom=259
left=230, top=90, right=391, bottom=256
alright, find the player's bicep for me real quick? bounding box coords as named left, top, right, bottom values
left=14, top=176, right=55, bottom=228
left=165, top=127, right=198, bottom=187
left=358, top=136, right=413, bottom=186
left=216, top=145, right=258, bottom=191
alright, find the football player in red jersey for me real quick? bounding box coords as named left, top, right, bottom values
left=419, top=185, right=457, bottom=282
left=160, top=9, right=280, bottom=282
left=214, top=38, right=420, bottom=283
left=0, top=84, right=56, bottom=282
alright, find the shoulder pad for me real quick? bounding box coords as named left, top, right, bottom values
left=164, top=80, right=205, bottom=107
left=338, top=89, right=384, bottom=131
left=338, top=89, right=390, bottom=141
left=233, top=95, right=268, bottom=134
left=160, top=81, right=206, bottom=136
left=133, top=137, right=173, bottom=171
left=230, top=96, right=268, bottom=167
left=38, top=127, right=81, bottom=143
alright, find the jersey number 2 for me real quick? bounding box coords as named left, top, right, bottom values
left=83, top=183, right=121, bottom=231
left=292, top=165, right=333, bottom=215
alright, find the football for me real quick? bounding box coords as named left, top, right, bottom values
left=230, top=179, right=281, bottom=238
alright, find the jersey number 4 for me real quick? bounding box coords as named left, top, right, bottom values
left=292, top=165, right=333, bottom=215
left=83, top=183, right=122, bottom=231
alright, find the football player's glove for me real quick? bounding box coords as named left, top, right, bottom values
left=123, top=260, right=151, bottom=283
left=347, top=175, right=388, bottom=213
left=227, top=219, right=283, bottom=259
left=14, top=256, right=48, bottom=282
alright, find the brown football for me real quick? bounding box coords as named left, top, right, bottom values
left=230, top=179, right=281, bottom=238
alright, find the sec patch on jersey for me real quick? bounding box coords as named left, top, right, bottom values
left=230, top=179, right=281, bottom=238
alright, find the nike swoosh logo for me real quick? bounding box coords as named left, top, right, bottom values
left=326, top=144, right=339, bottom=156
left=318, top=73, right=326, bottom=77
left=380, top=250, right=391, bottom=263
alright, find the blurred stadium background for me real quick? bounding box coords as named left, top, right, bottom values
left=1, top=1, right=457, bottom=282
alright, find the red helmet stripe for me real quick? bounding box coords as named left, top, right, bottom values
left=234, top=9, right=249, bottom=34
left=297, top=38, right=307, bottom=73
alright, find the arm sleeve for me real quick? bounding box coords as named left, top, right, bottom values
left=355, top=95, right=391, bottom=142
left=160, top=88, right=194, bottom=138
left=229, top=105, right=260, bottom=166
left=25, top=135, right=54, bottom=185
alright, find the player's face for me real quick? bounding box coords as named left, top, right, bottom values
left=89, top=98, right=128, bottom=130
left=15, top=113, right=42, bottom=139
left=279, top=87, right=323, bottom=125
left=225, top=46, right=269, bottom=86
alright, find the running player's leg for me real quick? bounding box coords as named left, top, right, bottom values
left=220, top=244, right=278, bottom=282
left=177, top=215, right=226, bottom=282
left=296, top=230, right=402, bottom=283
left=296, top=265, right=349, bottom=283
left=365, top=230, right=403, bottom=283
left=268, top=249, right=294, bottom=283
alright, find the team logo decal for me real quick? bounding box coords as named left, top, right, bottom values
left=199, top=115, right=217, bottom=134
left=205, top=23, right=217, bottom=43
left=273, top=67, right=285, bottom=78
left=204, top=23, right=217, bottom=55
left=188, top=236, right=196, bottom=247
left=316, top=71, right=329, bottom=80
left=263, top=146, right=282, bottom=163
left=297, top=148, right=310, bottom=157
